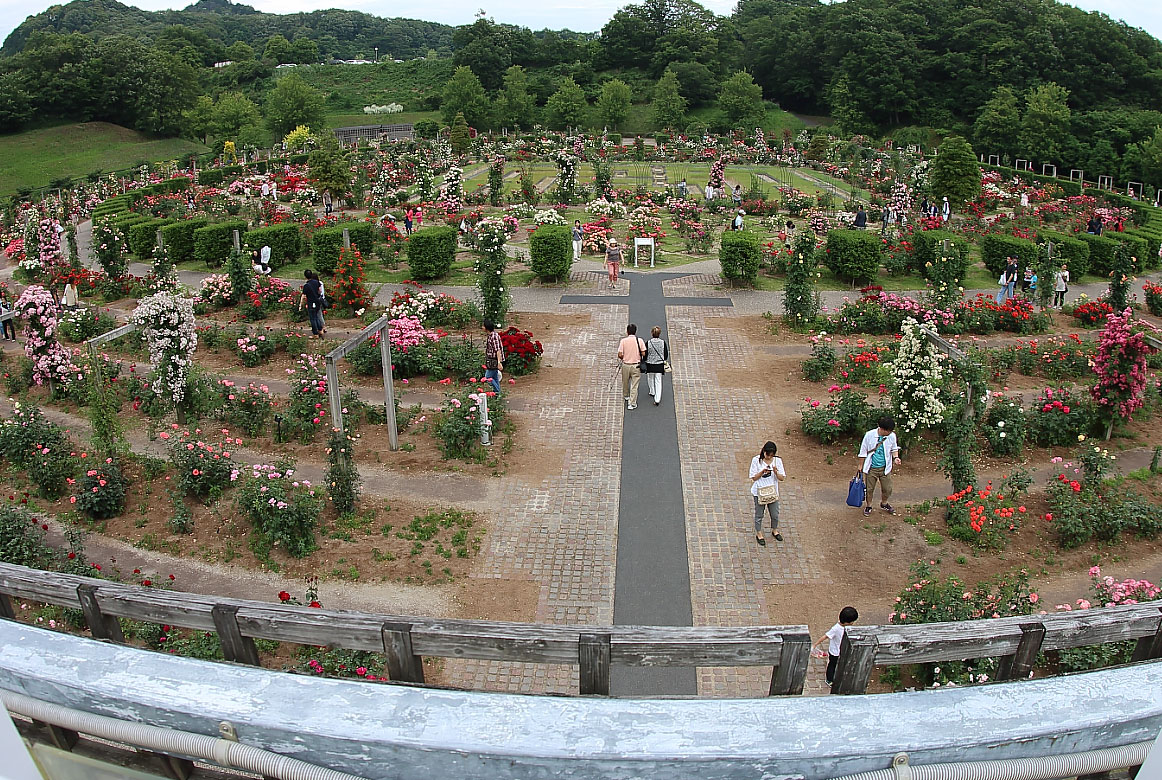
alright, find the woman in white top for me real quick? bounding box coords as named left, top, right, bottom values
left=748, top=441, right=787, bottom=546
left=62, top=282, right=78, bottom=309
left=643, top=326, right=669, bottom=406
left=1053, top=264, right=1070, bottom=309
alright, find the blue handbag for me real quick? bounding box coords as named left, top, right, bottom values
left=846, top=472, right=866, bottom=508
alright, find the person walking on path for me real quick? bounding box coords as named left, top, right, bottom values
left=572, top=220, right=583, bottom=263
left=1054, top=264, right=1070, bottom=309
left=298, top=269, right=326, bottom=339
left=605, top=238, right=623, bottom=289
left=858, top=416, right=900, bottom=517
left=483, top=320, right=505, bottom=395
left=617, top=324, right=646, bottom=411
left=732, top=184, right=742, bottom=207
left=643, top=326, right=669, bottom=406
left=322, top=190, right=333, bottom=216
left=404, top=209, right=414, bottom=235
left=941, top=196, right=950, bottom=223
left=812, top=606, right=859, bottom=687
left=0, top=289, right=16, bottom=341
left=854, top=205, right=867, bottom=229
left=749, top=441, right=786, bottom=546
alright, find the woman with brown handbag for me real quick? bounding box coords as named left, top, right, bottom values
left=749, top=441, right=786, bottom=546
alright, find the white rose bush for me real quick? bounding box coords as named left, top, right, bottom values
left=889, top=317, right=946, bottom=434
left=131, top=291, right=198, bottom=408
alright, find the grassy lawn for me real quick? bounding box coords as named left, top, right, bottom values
left=0, top=122, right=207, bottom=195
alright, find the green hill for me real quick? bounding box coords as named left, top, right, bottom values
left=0, top=122, right=207, bottom=195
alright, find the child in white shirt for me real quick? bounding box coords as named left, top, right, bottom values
left=812, top=606, right=859, bottom=688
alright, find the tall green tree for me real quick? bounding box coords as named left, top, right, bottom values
left=186, top=94, right=215, bottom=144
left=547, top=76, right=588, bottom=130
left=290, top=36, right=319, bottom=65
left=441, top=65, right=488, bottom=128
left=263, top=34, right=292, bottom=64
left=212, top=92, right=261, bottom=139
left=265, top=73, right=325, bottom=137
left=1021, top=83, right=1072, bottom=164
left=652, top=68, right=687, bottom=130
left=597, top=78, right=632, bottom=130
left=828, top=75, right=872, bottom=136
left=1122, top=127, right=1162, bottom=184
left=501, top=65, right=535, bottom=129
left=307, top=132, right=351, bottom=199
left=718, top=70, right=763, bottom=128
left=972, top=86, right=1022, bottom=158
left=449, top=112, right=471, bottom=154
left=930, top=135, right=981, bottom=206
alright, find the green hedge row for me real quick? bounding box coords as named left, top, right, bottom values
left=160, top=218, right=209, bottom=265
left=243, top=223, right=302, bottom=269
left=979, top=233, right=1037, bottom=276
left=311, top=222, right=374, bottom=275
left=1126, top=228, right=1161, bottom=270
left=529, top=225, right=572, bottom=281
left=1034, top=230, right=1090, bottom=279
left=406, top=226, right=458, bottom=280
left=824, top=229, right=881, bottom=285
left=720, top=230, right=762, bottom=284
left=1076, top=232, right=1119, bottom=277
left=128, top=218, right=175, bottom=259
left=194, top=220, right=248, bottom=268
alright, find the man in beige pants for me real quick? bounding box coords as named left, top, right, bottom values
left=617, top=324, right=646, bottom=411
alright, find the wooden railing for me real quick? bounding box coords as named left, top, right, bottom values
left=831, top=603, right=1162, bottom=693
left=0, top=562, right=809, bottom=697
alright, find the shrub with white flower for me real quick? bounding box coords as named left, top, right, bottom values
left=708, top=157, right=726, bottom=191
left=505, top=203, right=536, bottom=219
left=888, top=317, right=946, bottom=434
left=474, top=219, right=509, bottom=325
left=533, top=209, right=567, bottom=226
left=14, top=285, right=78, bottom=386
left=131, top=291, right=198, bottom=407
left=439, top=166, right=464, bottom=214
left=554, top=150, right=579, bottom=203
left=586, top=198, right=628, bottom=219
left=92, top=217, right=128, bottom=278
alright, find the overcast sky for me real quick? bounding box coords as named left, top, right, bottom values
left=0, top=0, right=1158, bottom=51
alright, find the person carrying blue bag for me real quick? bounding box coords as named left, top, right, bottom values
left=857, top=416, right=901, bottom=517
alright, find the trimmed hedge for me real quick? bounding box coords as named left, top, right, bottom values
left=243, top=223, right=302, bottom=269
left=979, top=233, right=1037, bottom=276
left=160, top=218, right=209, bottom=266
left=406, top=227, right=458, bottom=280
left=112, top=213, right=148, bottom=234
left=529, top=225, right=572, bottom=281
left=197, top=169, right=226, bottom=187
left=128, top=218, right=175, bottom=259
left=719, top=230, right=762, bottom=285
left=1107, top=232, right=1148, bottom=272
left=1076, top=232, right=1119, bottom=277
left=194, top=220, right=248, bottom=268
left=824, top=229, right=881, bottom=285
left=1035, top=230, right=1090, bottom=279
left=1126, top=228, right=1161, bottom=270
left=912, top=229, right=966, bottom=275
left=311, top=222, right=374, bottom=276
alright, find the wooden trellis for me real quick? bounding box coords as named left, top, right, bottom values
left=325, top=313, right=398, bottom=450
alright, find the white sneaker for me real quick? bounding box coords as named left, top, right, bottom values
left=627, top=404, right=636, bottom=410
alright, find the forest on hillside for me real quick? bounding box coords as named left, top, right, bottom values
left=2, top=0, right=1162, bottom=181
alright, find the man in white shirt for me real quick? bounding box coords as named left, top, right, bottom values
left=857, top=416, right=901, bottom=517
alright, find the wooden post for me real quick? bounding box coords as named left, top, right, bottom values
left=0, top=592, right=14, bottom=620
left=578, top=632, right=611, bottom=696
left=1130, top=608, right=1162, bottom=662
left=941, top=238, right=951, bottom=256
left=769, top=632, right=811, bottom=696
left=830, top=630, right=877, bottom=694
left=155, top=229, right=164, bottom=251
left=211, top=604, right=260, bottom=666
left=996, top=622, right=1046, bottom=681
left=77, top=585, right=125, bottom=643
left=326, top=355, right=343, bottom=434
left=232, top=229, right=241, bottom=252
left=36, top=722, right=79, bottom=751
left=342, top=228, right=351, bottom=251
left=382, top=622, right=425, bottom=683
left=379, top=324, right=399, bottom=451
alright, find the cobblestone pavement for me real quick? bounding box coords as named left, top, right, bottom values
left=668, top=304, right=834, bottom=697
left=444, top=303, right=626, bottom=693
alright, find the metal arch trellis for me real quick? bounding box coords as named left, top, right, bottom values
left=324, top=313, right=399, bottom=451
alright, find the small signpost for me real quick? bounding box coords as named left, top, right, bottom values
left=633, top=237, right=656, bottom=268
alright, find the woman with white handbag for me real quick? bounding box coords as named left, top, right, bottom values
left=749, top=441, right=786, bottom=546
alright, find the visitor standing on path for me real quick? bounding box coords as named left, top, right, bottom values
left=941, top=196, right=950, bottom=223
left=812, top=606, right=859, bottom=687
left=0, top=289, right=16, bottom=341
left=572, top=220, right=583, bottom=263
left=323, top=190, right=333, bottom=216
left=854, top=205, right=867, bottom=229
left=748, top=441, right=786, bottom=546
left=298, top=269, right=326, bottom=339
left=1054, top=264, right=1070, bottom=309
left=605, top=239, right=623, bottom=289
left=617, top=324, right=646, bottom=411
left=858, top=416, right=900, bottom=517
left=404, top=209, right=413, bottom=235
left=732, top=184, right=742, bottom=207
left=643, top=326, right=669, bottom=406
left=483, top=320, right=505, bottom=395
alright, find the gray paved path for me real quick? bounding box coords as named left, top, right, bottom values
left=562, top=273, right=730, bottom=696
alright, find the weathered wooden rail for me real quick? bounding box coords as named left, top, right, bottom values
left=0, top=562, right=809, bottom=697
left=831, top=602, right=1162, bottom=693
left=1, top=562, right=1159, bottom=699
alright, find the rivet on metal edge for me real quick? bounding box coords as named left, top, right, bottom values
left=218, top=721, right=238, bottom=742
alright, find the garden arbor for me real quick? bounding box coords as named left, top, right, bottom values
left=325, top=314, right=398, bottom=450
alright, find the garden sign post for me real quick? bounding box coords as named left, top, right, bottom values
left=325, top=313, right=398, bottom=451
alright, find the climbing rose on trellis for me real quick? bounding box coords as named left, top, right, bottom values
left=1090, top=308, right=1154, bottom=430
left=889, top=317, right=946, bottom=434
left=330, top=247, right=372, bottom=316
left=15, top=284, right=77, bottom=386
left=708, top=157, right=726, bottom=191
left=131, top=291, right=197, bottom=406
left=438, top=166, right=463, bottom=215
